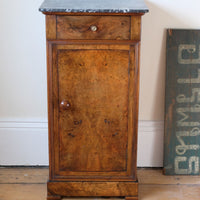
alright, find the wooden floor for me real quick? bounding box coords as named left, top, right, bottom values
left=0, top=167, right=200, bottom=200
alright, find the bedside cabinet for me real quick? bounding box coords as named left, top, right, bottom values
left=39, top=1, right=148, bottom=199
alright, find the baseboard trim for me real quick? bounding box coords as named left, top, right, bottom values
left=0, top=120, right=164, bottom=167
left=138, top=121, right=164, bottom=167
left=0, top=121, right=48, bottom=129
left=0, top=120, right=163, bottom=132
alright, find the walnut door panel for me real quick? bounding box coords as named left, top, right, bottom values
left=58, top=49, right=129, bottom=172
left=48, top=42, right=138, bottom=180
left=56, top=16, right=130, bottom=40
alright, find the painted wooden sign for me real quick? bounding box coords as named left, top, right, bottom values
left=164, top=29, right=200, bottom=175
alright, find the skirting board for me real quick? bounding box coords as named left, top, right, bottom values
left=0, top=120, right=164, bottom=167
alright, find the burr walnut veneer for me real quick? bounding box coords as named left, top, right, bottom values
left=39, top=1, right=148, bottom=199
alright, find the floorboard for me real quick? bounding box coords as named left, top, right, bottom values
left=0, top=167, right=199, bottom=200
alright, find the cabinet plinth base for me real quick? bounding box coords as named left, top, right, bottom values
left=47, top=194, right=61, bottom=200
left=47, top=180, right=138, bottom=198
left=125, top=197, right=138, bottom=200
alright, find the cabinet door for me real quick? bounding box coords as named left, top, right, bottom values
left=48, top=41, right=139, bottom=180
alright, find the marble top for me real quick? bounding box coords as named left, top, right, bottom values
left=39, top=0, right=149, bottom=13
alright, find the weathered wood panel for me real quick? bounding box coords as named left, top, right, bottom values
left=164, top=29, right=200, bottom=175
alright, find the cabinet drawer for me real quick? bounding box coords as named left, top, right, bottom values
left=56, top=16, right=130, bottom=40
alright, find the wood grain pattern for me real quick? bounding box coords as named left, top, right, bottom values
left=47, top=35, right=54, bottom=180
left=46, top=15, right=56, bottom=39
left=125, top=197, right=138, bottom=200
left=3, top=168, right=200, bottom=185
left=47, top=181, right=138, bottom=197
left=47, top=194, right=61, bottom=200
left=0, top=167, right=48, bottom=184
left=131, top=16, right=141, bottom=41
left=57, top=49, right=129, bottom=172
left=2, top=168, right=200, bottom=200
left=56, top=16, right=130, bottom=40
left=0, top=184, right=46, bottom=200
left=140, top=184, right=200, bottom=200
left=47, top=42, right=137, bottom=179
left=44, top=13, right=144, bottom=199
left=127, top=44, right=140, bottom=179
left=138, top=169, right=200, bottom=185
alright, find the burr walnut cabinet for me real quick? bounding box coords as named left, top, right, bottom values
left=39, top=0, right=148, bottom=199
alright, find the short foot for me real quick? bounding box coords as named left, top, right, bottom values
left=47, top=195, right=61, bottom=200
left=125, top=196, right=138, bottom=200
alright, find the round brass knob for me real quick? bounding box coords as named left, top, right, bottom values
left=90, top=25, right=98, bottom=32
left=60, top=100, right=71, bottom=109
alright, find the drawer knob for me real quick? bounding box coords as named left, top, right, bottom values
left=60, top=100, right=71, bottom=109
left=90, top=25, right=98, bottom=32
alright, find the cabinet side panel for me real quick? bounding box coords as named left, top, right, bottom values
left=46, top=16, right=57, bottom=178
left=126, top=44, right=140, bottom=180
left=47, top=42, right=54, bottom=179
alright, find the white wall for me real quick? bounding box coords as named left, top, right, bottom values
left=0, top=0, right=46, bottom=121
left=140, top=0, right=200, bottom=120
left=0, top=0, right=200, bottom=166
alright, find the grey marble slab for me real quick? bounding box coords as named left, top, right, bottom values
left=39, top=0, right=148, bottom=13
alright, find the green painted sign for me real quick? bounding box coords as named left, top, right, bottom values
left=164, top=29, right=200, bottom=175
